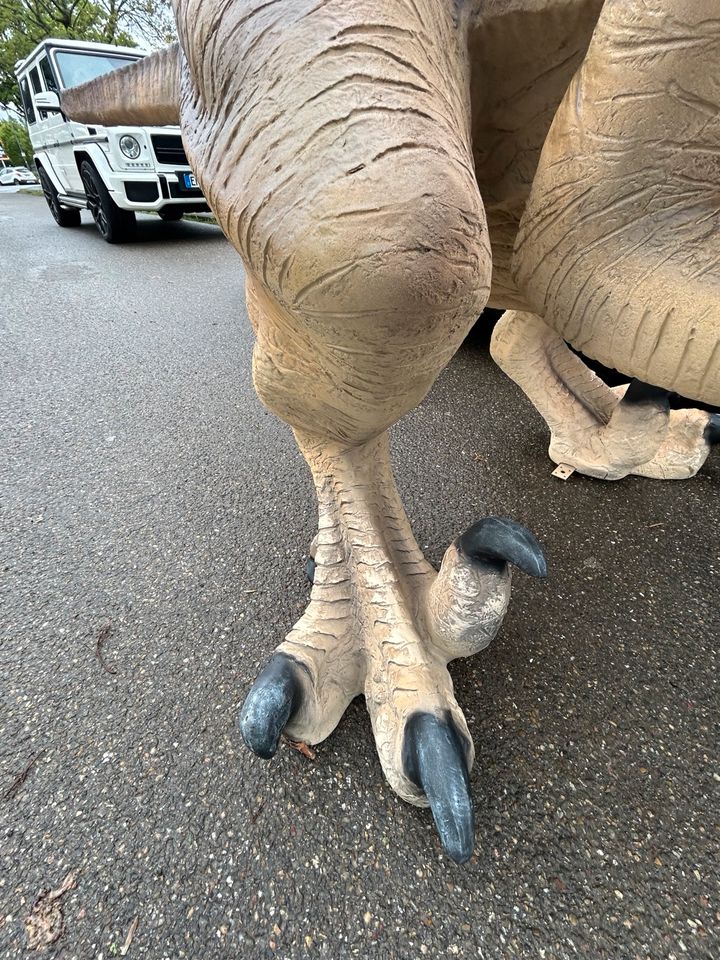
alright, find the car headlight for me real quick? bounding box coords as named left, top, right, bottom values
left=119, top=135, right=141, bottom=160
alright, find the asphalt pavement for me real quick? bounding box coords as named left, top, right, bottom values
left=1, top=192, right=718, bottom=959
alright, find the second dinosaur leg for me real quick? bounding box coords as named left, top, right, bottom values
left=490, top=311, right=718, bottom=480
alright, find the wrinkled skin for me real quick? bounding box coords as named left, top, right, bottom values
left=61, top=0, right=719, bottom=860
left=490, top=0, right=720, bottom=479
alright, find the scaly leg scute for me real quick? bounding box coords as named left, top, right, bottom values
left=240, top=433, right=546, bottom=863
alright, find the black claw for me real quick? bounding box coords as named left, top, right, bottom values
left=305, top=556, right=316, bottom=584
left=238, top=654, right=304, bottom=759
left=403, top=712, right=475, bottom=864
left=704, top=413, right=720, bottom=446
left=621, top=379, right=671, bottom=409
left=456, top=516, right=548, bottom=578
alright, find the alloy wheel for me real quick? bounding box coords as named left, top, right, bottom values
left=83, top=172, right=109, bottom=238
left=40, top=173, right=61, bottom=223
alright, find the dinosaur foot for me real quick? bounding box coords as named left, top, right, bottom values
left=548, top=386, right=719, bottom=481
left=547, top=378, right=673, bottom=480
left=239, top=433, right=546, bottom=863
left=608, top=389, right=720, bottom=480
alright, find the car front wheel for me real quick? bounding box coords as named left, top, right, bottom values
left=38, top=168, right=81, bottom=227
left=80, top=161, right=136, bottom=243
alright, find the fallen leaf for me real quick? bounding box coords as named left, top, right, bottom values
left=25, top=872, right=78, bottom=950
left=282, top=736, right=316, bottom=760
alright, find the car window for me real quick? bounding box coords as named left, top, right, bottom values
left=39, top=56, right=59, bottom=93
left=29, top=66, right=43, bottom=94
left=19, top=77, right=36, bottom=124
left=54, top=51, right=142, bottom=88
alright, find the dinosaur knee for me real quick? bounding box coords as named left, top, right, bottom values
left=274, top=168, right=490, bottom=319
left=247, top=168, right=491, bottom=441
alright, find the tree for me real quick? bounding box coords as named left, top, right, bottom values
left=98, top=0, right=176, bottom=47
left=0, top=0, right=176, bottom=109
left=0, top=115, right=32, bottom=163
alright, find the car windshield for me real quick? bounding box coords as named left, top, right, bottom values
left=54, top=50, right=142, bottom=89
left=13, top=167, right=32, bottom=174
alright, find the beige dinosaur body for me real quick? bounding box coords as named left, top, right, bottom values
left=490, top=0, right=720, bottom=478
left=61, top=0, right=719, bottom=860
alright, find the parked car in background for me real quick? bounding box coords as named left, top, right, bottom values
left=14, top=38, right=208, bottom=242
left=0, top=165, right=39, bottom=186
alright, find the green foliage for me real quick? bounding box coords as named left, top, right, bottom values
left=0, top=0, right=176, bottom=108
left=0, top=116, right=32, bottom=163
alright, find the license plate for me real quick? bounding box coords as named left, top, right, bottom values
left=182, top=172, right=197, bottom=189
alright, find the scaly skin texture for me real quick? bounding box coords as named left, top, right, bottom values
left=59, top=0, right=718, bottom=858
left=179, top=0, right=490, bottom=444
left=468, top=0, right=606, bottom=309
left=208, top=1, right=515, bottom=859
left=61, top=43, right=181, bottom=126
left=276, top=432, right=517, bottom=805
left=500, top=0, right=720, bottom=478
left=59, top=0, right=720, bottom=480
left=514, top=0, right=720, bottom=405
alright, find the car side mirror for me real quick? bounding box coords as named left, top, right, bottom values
left=33, top=91, right=61, bottom=112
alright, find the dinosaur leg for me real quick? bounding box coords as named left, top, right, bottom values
left=490, top=310, right=718, bottom=480
left=241, top=430, right=546, bottom=862
left=174, top=0, right=555, bottom=859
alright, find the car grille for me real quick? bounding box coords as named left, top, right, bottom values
left=151, top=134, right=189, bottom=166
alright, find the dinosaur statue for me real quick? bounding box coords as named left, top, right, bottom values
left=60, top=0, right=719, bottom=862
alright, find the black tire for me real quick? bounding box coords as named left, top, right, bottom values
left=38, top=168, right=81, bottom=227
left=80, top=160, right=136, bottom=243
left=158, top=207, right=184, bottom=222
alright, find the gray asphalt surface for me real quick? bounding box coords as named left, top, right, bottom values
left=1, top=192, right=718, bottom=959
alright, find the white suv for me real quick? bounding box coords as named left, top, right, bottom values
left=15, top=38, right=207, bottom=242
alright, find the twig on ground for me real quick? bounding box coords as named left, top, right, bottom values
left=250, top=800, right=265, bottom=824
left=120, top=916, right=139, bottom=956
left=3, top=750, right=45, bottom=801
left=95, top=622, right=117, bottom=674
